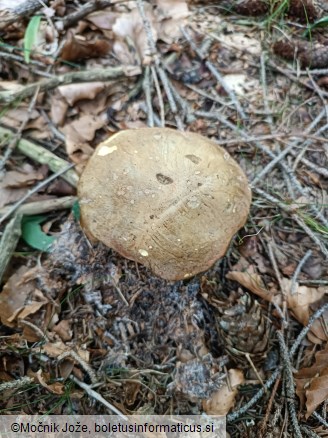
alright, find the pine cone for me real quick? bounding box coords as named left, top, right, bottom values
left=288, top=0, right=319, bottom=22
left=273, top=39, right=328, bottom=68
left=234, top=0, right=270, bottom=16
left=217, top=292, right=269, bottom=365
left=217, top=0, right=269, bottom=16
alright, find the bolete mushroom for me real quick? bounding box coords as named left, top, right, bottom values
left=78, top=128, right=251, bottom=281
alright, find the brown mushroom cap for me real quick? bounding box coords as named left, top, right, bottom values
left=78, top=128, right=251, bottom=280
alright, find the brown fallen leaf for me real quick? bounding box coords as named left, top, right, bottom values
left=0, top=164, right=48, bottom=208
left=295, top=344, right=328, bottom=418
left=155, top=0, right=189, bottom=44
left=52, top=319, right=72, bottom=342
left=0, top=186, right=28, bottom=209
left=1, top=164, right=47, bottom=189
left=0, top=108, right=40, bottom=130
left=226, top=268, right=279, bottom=304
left=41, top=340, right=70, bottom=358
left=34, top=369, right=65, bottom=395
left=62, top=113, right=107, bottom=165
left=61, top=31, right=111, bottom=61
left=86, top=9, right=119, bottom=30
left=113, top=5, right=157, bottom=65
left=40, top=340, right=90, bottom=363
left=227, top=268, right=328, bottom=342
left=203, top=369, right=245, bottom=415
left=0, top=266, right=36, bottom=328
left=58, top=82, right=106, bottom=106
left=282, top=278, right=326, bottom=327
left=50, top=94, right=69, bottom=126
left=0, top=266, right=56, bottom=342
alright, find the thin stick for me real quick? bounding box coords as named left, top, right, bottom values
left=277, top=332, right=302, bottom=438
left=0, top=196, right=76, bottom=217
left=292, top=214, right=328, bottom=259
left=70, top=375, right=127, bottom=419
left=0, top=126, right=78, bottom=187
left=0, top=0, right=50, bottom=30
left=181, top=27, right=246, bottom=120
left=301, top=426, right=321, bottom=438
left=312, top=411, right=328, bottom=428
left=57, top=0, right=115, bottom=30
left=0, top=214, right=22, bottom=284
left=0, top=376, right=34, bottom=392
left=0, top=86, right=41, bottom=171
left=0, top=66, right=136, bottom=104
left=291, top=250, right=312, bottom=295
left=251, top=108, right=326, bottom=186
left=150, top=66, right=165, bottom=127
left=19, top=320, right=48, bottom=341
left=258, top=376, right=281, bottom=437
left=136, top=0, right=183, bottom=129
left=0, top=163, right=75, bottom=225
left=143, top=66, right=154, bottom=127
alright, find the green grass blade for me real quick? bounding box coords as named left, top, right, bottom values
left=24, top=15, right=42, bottom=63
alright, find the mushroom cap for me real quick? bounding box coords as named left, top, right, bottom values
left=78, top=128, right=251, bottom=280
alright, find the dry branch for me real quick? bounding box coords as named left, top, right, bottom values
left=0, top=126, right=78, bottom=187
left=0, top=66, right=139, bottom=104
left=0, top=0, right=50, bottom=30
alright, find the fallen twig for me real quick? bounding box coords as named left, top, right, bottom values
left=0, top=0, right=50, bottom=30
left=0, top=163, right=75, bottom=225
left=0, top=66, right=138, bottom=104
left=291, top=250, right=312, bottom=295
left=0, top=376, right=34, bottom=393
left=277, top=331, right=302, bottom=438
left=56, top=0, right=114, bottom=31
left=0, top=214, right=22, bottom=284
left=0, top=85, right=40, bottom=171
left=0, top=196, right=76, bottom=218
left=0, top=126, right=78, bottom=187
left=70, top=375, right=127, bottom=419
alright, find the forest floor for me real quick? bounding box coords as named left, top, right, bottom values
left=0, top=1, right=327, bottom=437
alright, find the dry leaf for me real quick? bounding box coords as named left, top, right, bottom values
left=223, top=73, right=259, bottom=97
left=0, top=186, right=28, bottom=209
left=58, top=82, right=106, bottom=106
left=113, top=6, right=157, bottom=65
left=227, top=269, right=328, bottom=342
left=295, top=344, right=328, bottom=418
left=1, top=108, right=40, bottom=130
left=218, top=33, right=261, bottom=56
left=0, top=266, right=36, bottom=328
left=0, top=164, right=47, bottom=208
left=50, top=94, right=69, bottom=126
left=282, top=278, right=326, bottom=326
left=35, top=369, right=65, bottom=395
left=203, top=369, right=244, bottom=415
left=61, top=31, right=111, bottom=61
left=0, top=267, right=56, bottom=342
left=59, top=359, right=75, bottom=380
left=62, top=114, right=107, bottom=164
left=52, top=319, right=72, bottom=342
left=226, top=269, right=278, bottom=304
left=41, top=340, right=70, bottom=358
left=155, top=0, right=189, bottom=43
left=1, top=164, right=46, bottom=188
left=86, top=9, right=119, bottom=30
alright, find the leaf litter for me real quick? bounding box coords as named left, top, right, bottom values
left=0, top=0, right=327, bottom=435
